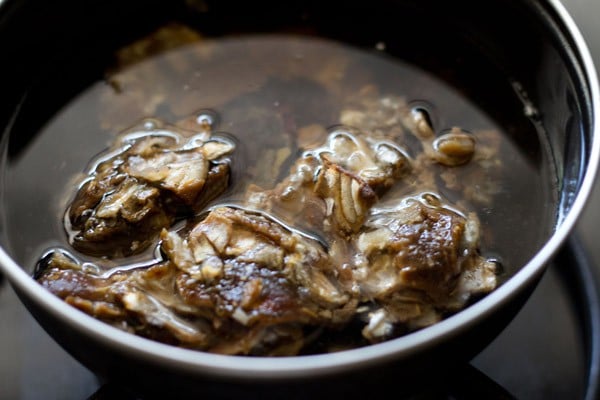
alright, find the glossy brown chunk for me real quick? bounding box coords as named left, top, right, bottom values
left=67, top=125, right=234, bottom=258
left=355, top=194, right=497, bottom=340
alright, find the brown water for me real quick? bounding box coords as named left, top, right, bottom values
left=3, top=33, right=556, bottom=281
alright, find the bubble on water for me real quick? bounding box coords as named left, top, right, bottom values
left=489, top=258, right=505, bottom=275
left=408, top=101, right=437, bottom=129
left=195, top=109, right=219, bottom=130
left=143, top=120, right=157, bottom=131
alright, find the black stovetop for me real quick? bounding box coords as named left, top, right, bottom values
left=3, top=0, right=600, bottom=399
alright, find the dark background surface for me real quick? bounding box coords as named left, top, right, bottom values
left=1, top=0, right=600, bottom=398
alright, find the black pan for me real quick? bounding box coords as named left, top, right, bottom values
left=0, top=0, right=598, bottom=398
